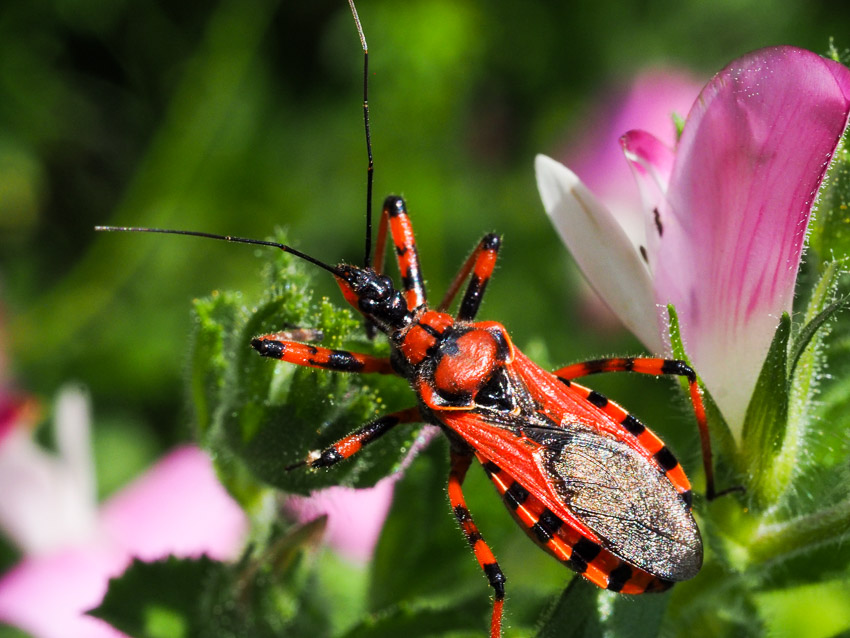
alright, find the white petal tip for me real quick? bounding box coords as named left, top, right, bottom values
left=534, top=154, right=585, bottom=214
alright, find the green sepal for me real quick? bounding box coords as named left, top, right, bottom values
left=788, top=259, right=847, bottom=380
left=739, top=314, right=791, bottom=506
left=808, top=134, right=850, bottom=264
left=769, top=262, right=847, bottom=497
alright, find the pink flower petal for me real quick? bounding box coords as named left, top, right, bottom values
left=284, top=477, right=396, bottom=564
left=655, top=46, right=850, bottom=429
left=620, top=129, right=677, bottom=272
left=0, top=546, right=129, bottom=638
left=566, top=69, right=701, bottom=251
left=100, top=445, right=247, bottom=562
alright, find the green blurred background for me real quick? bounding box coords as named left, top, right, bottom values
left=5, top=0, right=850, bottom=488
left=2, top=0, right=850, bottom=618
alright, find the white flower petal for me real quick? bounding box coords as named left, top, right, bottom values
left=535, top=154, right=663, bottom=353
left=0, top=388, right=98, bottom=554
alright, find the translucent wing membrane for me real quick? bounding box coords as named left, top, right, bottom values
left=539, top=426, right=702, bottom=581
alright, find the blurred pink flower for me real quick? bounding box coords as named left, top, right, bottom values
left=565, top=69, right=702, bottom=237
left=0, top=387, right=247, bottom=638
left=284, top=479, right=395, bottom=564
left=537, top=47, right=850, bottom=436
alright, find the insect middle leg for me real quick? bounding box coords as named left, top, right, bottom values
left=552, top=357, right=725, bottom=500
left=439, top=233, right=501, bottom=321
left=448, top=450, right=506, bottom=638
left=287, top=407, right=422, bottom=471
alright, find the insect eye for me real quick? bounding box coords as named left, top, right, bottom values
left=474, top=368, right=514, bottom=411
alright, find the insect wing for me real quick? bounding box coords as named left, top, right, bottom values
left=535, top=425, right=702, bottom=582
left=442, top=348, right=702, bottom=583
left=511, top=351, right=703, bottom=582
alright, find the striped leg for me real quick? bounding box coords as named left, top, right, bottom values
left=372, top=195, right=427, bottom=310
left=438, top=233, right=501, bottom=321
left=287, top=407, right=421, bottom=471
left=449, top=451, right=506, bottom=638
left=252, top=331, right=394, bottom=374
left=553, top=357, right=725, bottom=500
left=557, top=379, right=693, bottom=506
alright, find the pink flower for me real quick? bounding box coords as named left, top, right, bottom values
left=556, top=69, right=702, bottom=331
left=537, top=47, right=850, bottom=436
left=0, top=387, right=248, bottom=638
left=284, top=479, right=395, bottom=564
left=565, top=69, right=702, bottom=238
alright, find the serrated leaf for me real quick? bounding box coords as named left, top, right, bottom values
left=740, top=313, right=791, bottom=507
left=89, top=556, right=223, bottom=638
left=189, top=231, right=416, bottom=497
left=91, top=522, right=345, bottom=638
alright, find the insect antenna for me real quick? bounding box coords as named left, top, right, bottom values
left=348, top=0, right=374, bottom=269
left=94, top=226, right=342, bottom=276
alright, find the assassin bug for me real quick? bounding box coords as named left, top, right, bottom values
left=97, top=2, right=727, bottom=635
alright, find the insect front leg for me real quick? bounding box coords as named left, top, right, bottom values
left=448, top=450, right=506, bottom=638
left=252, top=331, right=395, bottom=374
left=553, top=356, right=736, bottom=501
left=287, top=407, right=421, bottom=471
left=439, top=233, right=501, bottom=321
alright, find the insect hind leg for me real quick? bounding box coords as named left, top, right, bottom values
left=552, top=356, right=739, bottom=501
left=448, top=451, right=506, bottom=638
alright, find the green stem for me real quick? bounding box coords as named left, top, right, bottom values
left=748, top=497, right=850, bottom=566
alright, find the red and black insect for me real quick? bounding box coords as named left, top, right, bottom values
left=97, top=3, right=724, bottom=636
